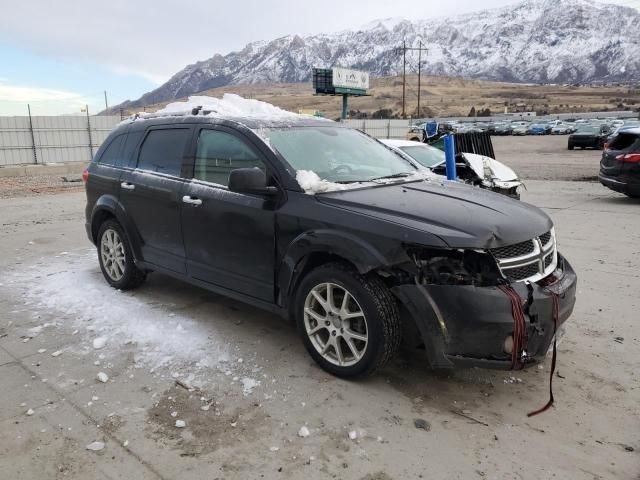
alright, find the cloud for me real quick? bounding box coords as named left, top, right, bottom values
left=0, top=84, right=86, bottom=103
left=0, top=0, right=520, bottom=85
left=0, top=83, right=97, bottom=115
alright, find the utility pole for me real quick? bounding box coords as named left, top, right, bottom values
left=104, top=91, right=109, bottom=112
left=402, top=40, right=406, bottom=119
left=418, top=40, right=422, bottom=119
left=395, top=41, right=428, bottom=119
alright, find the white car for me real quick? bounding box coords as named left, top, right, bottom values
left=551, top=123, right=575, bottom=134
left=381, top=139, right=522, bottom=199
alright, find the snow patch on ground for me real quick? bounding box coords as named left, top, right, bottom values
left=241, top=377, right=260, bottom=396
left=4, top=252, right=229, bottom=377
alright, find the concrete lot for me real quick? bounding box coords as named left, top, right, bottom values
left=0, top=154, right=638, bottom=478
left=493, top=134, right=603, bottom=181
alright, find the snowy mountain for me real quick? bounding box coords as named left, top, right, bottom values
left=117, top=0, right=640, bottom=110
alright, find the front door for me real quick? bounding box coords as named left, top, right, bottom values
left=181, top=127, right=276, bottom=302
left=119, top=126, right=192, bottom=274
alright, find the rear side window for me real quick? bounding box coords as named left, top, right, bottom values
left=194, top=129, right=265, bottom=186
left=121, top=130, right=144, bottom=168
left=609, top=133, right=639, bottom=151
left=137, top=128, right=190, bottom=176
left=97, top=134, right=125, bottom=166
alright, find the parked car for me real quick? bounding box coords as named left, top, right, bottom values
left=527, top=124, right=548, bottom=135
left=381, top=139, right=521, bottom=198
left=551, top=123, right=575, bottom=135
left=84, top=110, right=576, bottom=378
left=405, top=123, right=426, bottom=142
left=511, top=125, right=529, bottom=136
left=488, top=122, right=513, bottom=135
left=599, top=127, right=640, bottom=198
left=568, top=125, right=611, bottom=150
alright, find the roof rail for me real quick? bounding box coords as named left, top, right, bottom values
left=130, top=105, right=217, bottom=122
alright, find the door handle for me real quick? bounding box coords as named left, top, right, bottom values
left=182, top=195, right=202, bottom=206
left=121, top=182, right=135, bottom=190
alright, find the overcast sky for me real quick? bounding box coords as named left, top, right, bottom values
left=1, top=0, right=637, bottom=114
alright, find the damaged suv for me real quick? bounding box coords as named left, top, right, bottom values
left=84, top=109, right=577, bottom=378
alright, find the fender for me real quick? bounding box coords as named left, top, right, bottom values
left=90, top=195, right=144, bottom=263
left=278, top=229, right=407, bottom=307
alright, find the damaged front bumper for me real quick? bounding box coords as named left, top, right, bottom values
left=391, top=255, right=577, bottom=370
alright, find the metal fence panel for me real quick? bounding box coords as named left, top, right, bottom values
left=0, top=115, right=121, bottom=166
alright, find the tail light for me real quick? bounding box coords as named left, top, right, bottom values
left=603, top=143, right=609, bottom=150
left=82, top=167, right=89, bottom=183
left=615, top=153, right=640, bottom=163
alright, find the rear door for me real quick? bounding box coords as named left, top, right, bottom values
left=180, top=126, right=277, bottom=302
left=119, top=126, right=192, bottom=274
left=87, top=131, right=128, bottom=202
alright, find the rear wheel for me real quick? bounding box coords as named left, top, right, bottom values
left=97, top=219, right=146, bottom=290
left=295, top=263, right=401, bottom=378
left=568, top=144, right=574, bottom=150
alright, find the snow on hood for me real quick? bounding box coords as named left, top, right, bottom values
left=153, top=93, right=310, bottom=120
left=296, top=170, right=351, bottom=194
left=296, top=170, right=436, bottom=195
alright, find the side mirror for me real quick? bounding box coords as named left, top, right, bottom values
left=228, top=168, right=278, bottom=196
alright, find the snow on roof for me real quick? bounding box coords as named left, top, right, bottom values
left=154, top=93, right=309, bottom=121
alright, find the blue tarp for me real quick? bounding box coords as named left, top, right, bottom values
left=423, top=121, right=439, bottom=139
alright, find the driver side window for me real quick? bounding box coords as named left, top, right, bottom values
left=195, top=130, right=265, bottom=186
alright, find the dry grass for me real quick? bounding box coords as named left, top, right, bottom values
left=125, top=74, right=640, bottom=119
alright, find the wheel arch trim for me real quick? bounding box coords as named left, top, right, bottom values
left=277, top=229, right=397, bottom=308
left=90, top=195, right=143, bottom=262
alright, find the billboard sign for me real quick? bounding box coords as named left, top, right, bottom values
left=332, top=68, right=369, bottom=92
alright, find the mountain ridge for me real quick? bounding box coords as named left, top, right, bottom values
left=113, top=0, right=640, bottom=111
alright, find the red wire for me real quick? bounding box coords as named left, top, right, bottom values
left=499, top=284, right=560, bottom=416
left=527, top=292, right=559, bottom=417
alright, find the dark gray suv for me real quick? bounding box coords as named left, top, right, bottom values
left=84, top=112, right=577, bottom=378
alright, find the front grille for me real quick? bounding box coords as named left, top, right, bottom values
left=504, top=263, right=540, bottom=282
left=544, top=253, right=553, bottom=269
left=490, top=230, right=557, bottom=282
left=490, top=240, right=535, bottom=259
left=539, top=231, right=552, bottom=246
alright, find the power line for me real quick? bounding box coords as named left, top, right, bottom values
left=395, top=41, right=428, bottom=118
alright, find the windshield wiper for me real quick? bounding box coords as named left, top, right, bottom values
left=369, top=172, right=413, bottom=182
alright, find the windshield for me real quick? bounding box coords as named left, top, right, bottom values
left=577, top=126, right=598, bottom=134
left=263, top=127, right=416, bottom=183
left=399, top=145, right=445, bottom=168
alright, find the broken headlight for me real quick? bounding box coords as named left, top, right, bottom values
left=408, top=247, right=501, bottom=287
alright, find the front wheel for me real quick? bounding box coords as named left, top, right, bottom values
left=295, top=263, right=401, bottom=378
left=97, top=219, right=146, bottom=290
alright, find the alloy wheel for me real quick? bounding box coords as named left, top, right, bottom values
left=303, top=282, right=368, bottom=367
left=100, top=228, right=126, bottom=282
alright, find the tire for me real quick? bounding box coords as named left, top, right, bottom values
left=294, top=262, right=401, bottom=378
left=97, top=219, right=146, bottom=290
left=568, top=144, right=574, bottom=150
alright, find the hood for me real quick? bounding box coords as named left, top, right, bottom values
left=462, top=153, right=519, bottom=182
left=317, top=179, right=552, bottom=249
